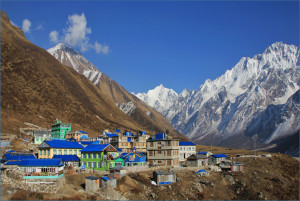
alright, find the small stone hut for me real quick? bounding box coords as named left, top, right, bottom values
left=230, top=163, right=243, bottom=172
left=109, top=167, right=126, bottom=179
left=153, top=170, right=176, bottom=185
left=100, top=175, right=117, bottom=188
left=85, top=176, right=100, bottom=192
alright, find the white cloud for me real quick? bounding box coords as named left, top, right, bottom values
left=22, top=19, right=31, bottom=33
left=36, top=25, right=43, bottom=30
left=94, top=41, right=110, bottom=54
left=49, top=13, right=109, bottom=54
left=10, top=21, right=18, bottom=27
left=49, top=30, right=59, bottom=43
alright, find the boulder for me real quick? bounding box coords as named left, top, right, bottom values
left=224, top=175, right=235, bottom=185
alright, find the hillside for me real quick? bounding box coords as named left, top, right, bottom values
left=47, top=43, right=188, bottom=140
left=0, top=10, right=154, bottom=137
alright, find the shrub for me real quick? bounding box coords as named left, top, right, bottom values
left=91, top=195, right=97, bottom=200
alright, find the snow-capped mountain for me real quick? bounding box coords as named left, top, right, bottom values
left=135, top=42, right=299, bottom=153
left=116, top=101, right=136, bottom=116
left=48, top=43, right=102, bottom=86
left=135, top=84, right=179, bottom=115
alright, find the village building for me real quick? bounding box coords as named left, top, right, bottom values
left=230, top=163, right=244, bottom=172
left=120, top=152, right=146, bottom=166
left=18, top=159, right=64, bottom=179
left=65, top=130, right=88, bottom=142
left=111, top=131, right=149, bottom=153
left=37, top=139, right=83, bottom=159
left=33, top=130, right=51, bottom=144
left=197, top=151, right=212, bottom=157
left=100, top=175, right=117, bottom=188
left=179, top=141, right=196, bottom=161
left=195, top=169, right=209, bottom=176
left=153, top=170, right=176, bottom=185
left=186, top=154, right=208, bottom=167
left=109, top=167, right=127, bottom=179
left=51, top=120, right=72, bottom=139
left=146, top=133, right=180, bottom=167
left=52, top=155, right=80, bottom=167
left=116, top=148, right=123, bottom=157
left=114, top=158, right=124, bottom=167
left=208, top=154, right=228, bottom=165
left=2, top=152, right=36, bottom=162
left=85, top=176, right=101, bottom=192
left=80, top=144, right=118, bottom=171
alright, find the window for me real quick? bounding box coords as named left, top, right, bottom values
left=53, top=149, right=57, bottom=155
left=92, top=153, right=95, bottom=159
left=92, top=162, right=95, bottom=168
left=64, top=150, right=67, bottom=155
left=189, top=147, right=191, bottom=151
left=158, top=146, right=161, bottom=149
left=69, top=150, right=73, bottom=155
left=43, top=150, right=46, bottom=155
left=87, top=154, right=90, bottom=159
left=79, top=150, right=81, bottom=155
left=149, top=151, right=153, bottom=156
left=158, top=142, right=161, bottom=145
left=59, top=150, right=62, bottom=155
left=167, top=160, right=171, bottom=165
left=40, top=150, right=42, bottom=155
left=167, top=150, right=171, bottom=156
left=47, top=150, right=50, bottom=155
left=87, top=162, right=90, bottom=167
left=97, top=162, right=101, bottom=168
left=97, top=153, right=100, bottom=159
left=82, top=161, right=86, bottom=166
left=192, top=147, right=195, bottom=150
left=158, top=150, right=161, bottom=154
left=166, top=141, right=171, bottom=146
left=150, top=142, right=153, bottom=147
left=74, top=150, right=77, bottom=155
left=82, top=153, right=85, bottom=158
left=180, top=147, right=182, bottom=151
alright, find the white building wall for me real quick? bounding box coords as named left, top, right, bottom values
left=179, top=145, right=196, bottom=161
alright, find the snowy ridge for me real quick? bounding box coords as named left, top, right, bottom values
left=166, top=42, right=299, bottom=150
left=135, top=84, right=178, bottom=115
left=135, top=42, right=299, bottom=154
left=47, top=43, right=102, bottom=86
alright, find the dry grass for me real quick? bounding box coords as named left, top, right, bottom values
left=10, top=190, right=28, bottom=200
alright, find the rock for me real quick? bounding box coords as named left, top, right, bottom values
left=224, top=175, right=235, bottom=185
left=210, top=183, right=214, bottom=187
left=150, top=193, right=156, bottom=199
left=259, top=192, right=263, bottom=198
left=158, top=186, right=166, bottom=190
left=242, top=182, right=246, bottom=187
left=168, top=185, right=172, bottom=190
left=235, top=179, right=238, bottom=182
left=176, top=178, right=180, bottom=182
left=237, top=190, right=240, bottom=194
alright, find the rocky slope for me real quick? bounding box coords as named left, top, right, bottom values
left=135, top=42, right=299, bottom=154
left=47, top=43, right=188, bottom=140
left=0, top=10, right=153, bottom=136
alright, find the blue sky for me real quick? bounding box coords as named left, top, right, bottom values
left=2, top=1, right=299, bottom=94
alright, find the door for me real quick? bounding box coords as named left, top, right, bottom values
left=184, top=153, right=186, bottom=159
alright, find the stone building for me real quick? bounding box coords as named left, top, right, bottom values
left=85, top=176, right=100, bottom=192
left=146, top=133, right=180, bottom=167
left=179, top=141, right=196, bottom=161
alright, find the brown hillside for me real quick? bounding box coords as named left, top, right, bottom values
left=0, top=10, right=152, bottom=136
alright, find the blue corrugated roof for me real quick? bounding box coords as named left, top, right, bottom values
left=7, top=151, right=15, bottom=152
left=78, top=130, right=88, bottom=134
left=106, top=134, right=118, bottom=138
left=18, top=159, right=63, bottom=167
left=86, top=176, right=99, bottom=180
left=5, top=161, right=21, bottom=165
left=195, top=169, right=206, bottom=173
left=4, top=153, right=36, bottom=160
left=212, top=154, right=227, bottom=158
left=101, top=176, right=110, bottom=181
left=92, top=141, right=100, bottom=144
left=80, top=141, right=94, bottom=145
left=197, top=152, right=208, bottom=155
left=44, top=140, right=83, bottom=149
left=80, top=135, right=89, bottom=139
left=53, top=155, right=80, bottom=162
left=116, top=148, right=122, bottom=152
left=81, top=144, right=115, bottom=152
left=179, top=141, right=196, bottom=146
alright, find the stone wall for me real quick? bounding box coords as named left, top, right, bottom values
left=1, top=170, right=64, bottom=193
left=85, top=178, right=100, bottom=192
left=124, top=165, right=149, bottom=173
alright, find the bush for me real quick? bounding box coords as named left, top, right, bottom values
left=91, top=195, right=97, bottom=200
left=10, top=190, right=28, bottom=200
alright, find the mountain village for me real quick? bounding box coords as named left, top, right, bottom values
left=1, top=8, right=299, bottom=200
